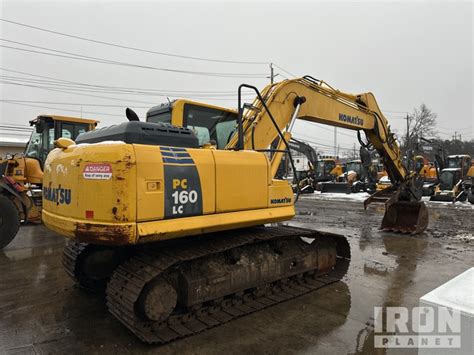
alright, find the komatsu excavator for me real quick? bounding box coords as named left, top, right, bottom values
left=42, top=77, right=428, bottom=344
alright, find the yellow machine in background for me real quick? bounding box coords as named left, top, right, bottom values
left=415, top=155, right=437, bottom=182
left=313, top=158, right=343, bottom=189
left=42, top=76, right=428, bottom=343
left=0, top=115, right=97, bottom=249
left=431, top=154, right=473, bottom=203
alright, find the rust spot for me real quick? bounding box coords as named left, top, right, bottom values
left=116, top=176, right=125, bottom=181
left=74, top=222, right=133, bottom=245
left=112, top=207, right=118, bottom=215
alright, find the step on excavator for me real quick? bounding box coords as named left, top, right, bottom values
left=0, top=115, right=97, bottom=249
left=42, top=77, right=428, bottom=344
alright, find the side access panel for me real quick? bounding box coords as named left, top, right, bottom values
left=212, top=150, right=269, bottom=213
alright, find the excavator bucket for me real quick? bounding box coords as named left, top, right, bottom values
left=381, top=201, right=429, bottom=234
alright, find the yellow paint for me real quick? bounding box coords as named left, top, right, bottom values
left=42, top=77, right=427, bottom=245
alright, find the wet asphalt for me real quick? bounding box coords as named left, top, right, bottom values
left=0, top=197, right=472, bottom=355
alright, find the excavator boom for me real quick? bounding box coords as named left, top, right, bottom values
left=227, top=77, right=427, bottom=233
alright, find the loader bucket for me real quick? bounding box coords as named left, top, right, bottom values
left=320, top=182, right=351, bottom=194
left=429, top=193, right=455, bottom=202
left=381, top=201, right=428, bottom=234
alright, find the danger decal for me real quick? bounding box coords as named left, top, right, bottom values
left=83, top=163, right=113, bottom=180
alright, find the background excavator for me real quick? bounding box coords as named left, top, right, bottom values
left=42, top=76, right=428, bottom=344
left=285, top=138, right=318, bottom=193
left=320, top=147, right=378, bottom=194
left=0, top=115, right=97, bottom=249
left=314, top=158, right=342, bottom=187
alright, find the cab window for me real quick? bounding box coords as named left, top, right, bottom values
left=148, top=111, right=172, bottom=124
left=58, top=122, right=89, bottom=141
left=183, top=104, right=237, bottom=149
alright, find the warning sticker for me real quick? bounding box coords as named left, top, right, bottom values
left=83, top=163, right=112, bottom=180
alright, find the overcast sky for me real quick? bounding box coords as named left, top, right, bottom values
left=1, top=0, right=472, bottom=155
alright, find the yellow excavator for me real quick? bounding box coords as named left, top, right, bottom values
left=0, top=115, right=98, bottom=249
left=42, top=76, right=428, bottom=344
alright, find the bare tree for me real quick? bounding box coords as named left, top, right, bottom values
left=403, top=104, right=437, bottom=154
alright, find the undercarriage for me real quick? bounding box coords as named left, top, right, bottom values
left=63, top=225, right=350, bottom=344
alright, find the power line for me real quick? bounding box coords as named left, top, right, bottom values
left=0, top=40, right=268, bottom=78
left=0, top=80, right=160, bottom=105
left=272, top=64, right=297, bottom=78
left=0, top=124, right=32, bottom=131
left=383, top=109, right=409, bottom=114
left=0, top=75, right=255, bottom=99
left=295, top=122, right=357, bottom=139
left=0, top=18, right=269, bottom=65
left=0, top=99, right=150, bottom=108
left=293, top=131, right=356, bottom=151
left=0, top=80, right=247, bottom=105
left=437, top=125, right=472, bottom=131
left=2, top=101, right=123, bottom=117
left=0, top=68, right=255, bottom=94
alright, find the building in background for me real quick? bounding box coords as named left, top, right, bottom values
left=0, top=125, right=31, bottom=156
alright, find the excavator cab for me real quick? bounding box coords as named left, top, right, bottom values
left=147, top=100, right=238, bottom=149
left=25, top=115, right=97, bottom=167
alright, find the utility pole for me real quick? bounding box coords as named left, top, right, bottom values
left=333, top=127, right=337, bottom=158
left=268, top=63, right=279, bottom=84
left=404, top=114, right=411, bottom=162
left=353, top=143, right=356, bottom=159
left=405, top=114, right=410, bottom=148
left=453, top=131, right=458, bottom=141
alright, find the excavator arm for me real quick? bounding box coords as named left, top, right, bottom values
left=227, top=76, right=428, bottom=233
left=287, top=138, right=319, bottom=169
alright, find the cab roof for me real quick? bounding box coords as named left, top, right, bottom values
left=30, top=115, right=99, bottom=126
left=147, top=99, right=236, bottom=117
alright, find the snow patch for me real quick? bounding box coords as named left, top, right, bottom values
left=55, top=164, right=67, bottom=176
left=302, top=191, right=370, bottom=202
left=70, top=140, right=126, bottom=148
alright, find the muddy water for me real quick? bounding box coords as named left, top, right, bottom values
left=0, top=197, right=472, bottom=354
